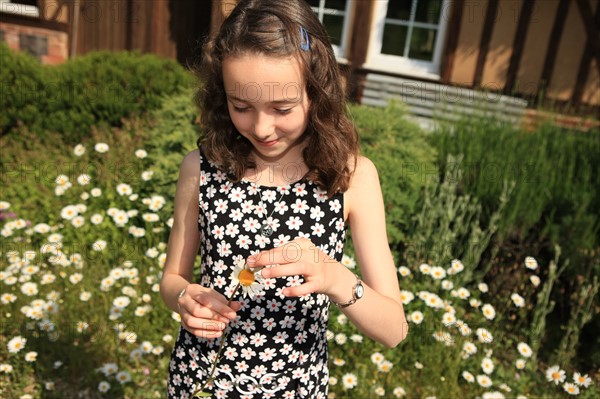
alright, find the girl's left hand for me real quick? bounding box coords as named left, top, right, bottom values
left=246, top=237, right=338, bottom=297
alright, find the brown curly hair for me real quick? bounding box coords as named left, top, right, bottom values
left=195, top=0, right=359, bottom=197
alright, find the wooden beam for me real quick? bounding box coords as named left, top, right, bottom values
left=473, top=0, right=499, bottom=86
left=441, top=0, right=465, bottom=83
left=538, top=0, right=569, bottom=102
left=504, top=0, right=535, bottom=95
left=575, top=0, right=600, bottom=79
left=572, top=0, right=600, bottom=105
left=0, top=10, right=69, bottom=32
left=348, top=0, right=374, bottom=69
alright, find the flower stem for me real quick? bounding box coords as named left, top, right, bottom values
left=192, top=282, right=241, bottom=398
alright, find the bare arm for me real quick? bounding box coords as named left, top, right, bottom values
left=159, top=149, right=239, bottom=338
left=330, top=156, right=408, bottom=348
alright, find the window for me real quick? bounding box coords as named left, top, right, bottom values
left=308, top=0, right=352, bottom=59
left=0, top=0, right=40, bottom=17
left=367, top=0, right=451, bottom=78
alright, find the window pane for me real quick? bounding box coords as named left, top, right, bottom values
left=381, top=24, right=408, bottom=56
left=323, top=14, right=344, bottom=46
left=325, top=0, right=347, bottom=11
left=307, top=0, right=320, bottom=7
left=408, top=27, right=437, bottom=61
left=386, top=0, right=412, bottom=21
left=415, top=0, right=442, bottom=24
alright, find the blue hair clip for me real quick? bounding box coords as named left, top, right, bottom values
left=299, top=26, right=310, bottom=51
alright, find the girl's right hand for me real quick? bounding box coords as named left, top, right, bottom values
left=177, top=284, right=241, bottom=339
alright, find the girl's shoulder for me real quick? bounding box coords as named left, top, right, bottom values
left=178, top=148, right=201, bottom=180
left=343, top=154, right=380, bottom=221
left=347, top=154, right=379, bottom=190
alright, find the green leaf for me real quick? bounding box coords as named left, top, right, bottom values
left=194, top=392, right=212, bottom=398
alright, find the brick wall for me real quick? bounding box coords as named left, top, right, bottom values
left=0, top=19, right=68, bottom=64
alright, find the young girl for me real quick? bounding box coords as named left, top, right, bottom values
left=160, top=0, right=407, bottom=397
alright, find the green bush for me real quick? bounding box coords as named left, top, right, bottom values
left=428, top=116, right=600, bottom=278
left=0, top=44, right=194, bottom=143
left=348, top=102, right=437, bottom=257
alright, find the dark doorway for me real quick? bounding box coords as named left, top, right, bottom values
left=168, top=0, right=212, bottom=67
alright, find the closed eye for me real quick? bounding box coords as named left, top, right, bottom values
left=275, top=108, right=292, bottom=115
left=232, top=106, right=250, bottom=113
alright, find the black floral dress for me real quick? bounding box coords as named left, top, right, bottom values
left=167, top=147, right=347, bottom=399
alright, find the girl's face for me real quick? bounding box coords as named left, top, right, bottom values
left=222, top=54, right=310, bottom=163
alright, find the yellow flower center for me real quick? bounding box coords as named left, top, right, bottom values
left=239, top=269, right=255, bottom=286
left=552, top=372, right=560, bottom=380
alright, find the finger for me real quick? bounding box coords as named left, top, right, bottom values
left=260, top=262, right=306, bottom=279
left=182, top=304, right=230, bottom=324
left=282, top=281, right=320, bottom=297
left=248, top=241, right=306, bottom=267
left=194, top=291, right=238, bottom=320
left=183, top=316, right=228, bottom=332
left=182, top=324, right=224, bottom=339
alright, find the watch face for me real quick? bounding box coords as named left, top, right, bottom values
left=355, top=283, right=364, bottom=299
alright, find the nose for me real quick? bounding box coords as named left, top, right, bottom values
left=252, top=111, right=275, bottom=140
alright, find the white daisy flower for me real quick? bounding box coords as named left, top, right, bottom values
left=515, top=359, right=526, bottom=369
left=230, top=259, right=265, bottom=299
left=341, top=373, right=357, bottom=389
left=511, top=293, right=525, bottom=307
left=0, top=364, right=13, bottom=373
left=92, top=240, right=107, bottom=251
left=398, top=266, right=411, bottom=277
left=116, top=183, right=132, bottom=196
left=77, top=174, right=91, bottom=185
left=430, top=266, right=446, bottom=280
left=378, top=360, right=393, bottom=373
left=563, top=382, right=580, bottom=395
left=94, top=143, right=109, bottom=153
left=476, top=374, right=492, bottom=387
left=481, top=357, right=494, bottom=374
left=135, top=149, right=147, bottom=158
left=371, top=352, right=384, bottom=364
left=524, top=256, right=538, bottom=270
left=476, top=328, right=493, bottom=343
left=141, top=170, right=154, bottom=181
left=60, top=205, right=78, bottom=220
left=545, top=365, right=565, bottom=385
left=517, top=342, right=532, bottom=358
left=98, top=381, right=110, bottom=392
left=462, top=371, right=474, bottom=383
left=529, top=275, right=541, bottom=287
left=409, top=311, right=424, bottom=324
left=482, top=304, right=496, bottom=320
left=573, top=371, right=592, bottom=387
left=7, top=336, right=26, bottom=353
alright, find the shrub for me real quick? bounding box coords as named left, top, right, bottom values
left=348, top=102, right=437, bottom=257
left=0, top=44, right=194, bottom=143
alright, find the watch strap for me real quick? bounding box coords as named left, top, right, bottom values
left=332, top=274, right=362, bottom=309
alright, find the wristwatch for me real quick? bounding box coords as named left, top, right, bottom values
left=333, top=274, right=364, bottom=309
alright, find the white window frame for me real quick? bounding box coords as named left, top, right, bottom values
left=310, top=0, right=353, bottom=60
left=0, top=0, right=40, bottom=17
left=365, top=0, right=451, bottom=79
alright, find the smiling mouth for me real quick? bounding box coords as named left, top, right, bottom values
left=256, top=139, right=278, bottom=147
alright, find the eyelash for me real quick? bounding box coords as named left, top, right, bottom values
left=232, top=106, right=292, bottom=115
